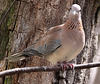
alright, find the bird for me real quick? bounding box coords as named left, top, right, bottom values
left=6, top=4, right=85, bottom=67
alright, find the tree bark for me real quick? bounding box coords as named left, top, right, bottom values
left=0, top=0, right=100, bottom=84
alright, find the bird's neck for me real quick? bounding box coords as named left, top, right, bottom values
left=63, top=18, right=83, bottom=31
left=68, top=16, right=81, bottom=23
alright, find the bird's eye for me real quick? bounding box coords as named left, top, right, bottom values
left=79, top=9, right=81, bottom=12
left=67, top=7, right=71, bottom=11
left=76, top=9, right=81, bottom=12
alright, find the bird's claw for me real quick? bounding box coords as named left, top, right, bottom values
left=57, top=62, right=74, bottom=71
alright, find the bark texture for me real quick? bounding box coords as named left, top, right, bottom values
left=0, top=0, right=100, bottom=84
left=0, top=0, right=17, bottom=83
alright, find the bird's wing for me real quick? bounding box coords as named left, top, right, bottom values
left=22, top=26, right=62, bottom=57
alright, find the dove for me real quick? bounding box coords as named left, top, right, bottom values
left=6, top=4, right=85, bottom=66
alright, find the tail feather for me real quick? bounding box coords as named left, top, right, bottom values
left=5, top=53, right=25, bottom=62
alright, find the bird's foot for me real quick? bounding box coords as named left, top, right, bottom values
left=57, top=61, right=74, bottom=71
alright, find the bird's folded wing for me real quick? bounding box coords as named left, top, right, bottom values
left=36, top=39, right=61, bottom=56
left=22, top=26, right=62, bottom=57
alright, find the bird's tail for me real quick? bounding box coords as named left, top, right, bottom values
left=5, top=53, right=25, bottom=62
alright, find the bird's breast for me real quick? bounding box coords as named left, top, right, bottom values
left=46, top=28, right=85, bottom=65
left=61, top=28, right=85, bottom=61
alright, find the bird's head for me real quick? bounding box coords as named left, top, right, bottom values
left=68, top=4, right=81, bottom=21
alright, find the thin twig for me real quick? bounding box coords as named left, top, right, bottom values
left=0, top=62, right=100, bottom=77
left=0, top=0, right=17, bottom=27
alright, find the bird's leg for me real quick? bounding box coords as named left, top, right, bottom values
left=57, top=61, right=68, bottom=71
left=63, top=61, right=74, bottom=69
left=57, top=61, right=74, bottom=71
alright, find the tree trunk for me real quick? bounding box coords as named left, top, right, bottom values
left=0, top=0, right=100, bottom=84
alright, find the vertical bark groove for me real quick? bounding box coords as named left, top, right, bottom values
left=0, top=0, right=100, bottom=84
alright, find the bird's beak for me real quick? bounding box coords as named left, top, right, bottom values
left=73, top=11, right=77, bottom=15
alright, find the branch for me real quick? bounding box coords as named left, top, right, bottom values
left=0, top=62, right=100, bottom=77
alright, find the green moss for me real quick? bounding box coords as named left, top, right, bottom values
left=4, top=76, right=12, bottom=84
left=0, top=0, right=18, bottom=83
left=0, top=0, right=18, bottom=60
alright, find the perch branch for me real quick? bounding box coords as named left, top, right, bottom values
left=0, top=62, right=100, bottom=77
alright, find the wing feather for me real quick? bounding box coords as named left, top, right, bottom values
left=22, top=26, right=62, bottom=57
